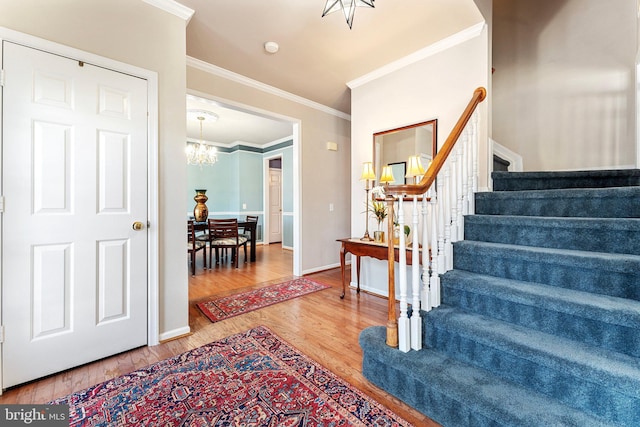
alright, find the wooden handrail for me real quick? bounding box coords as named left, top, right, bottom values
left=384, top=87, right=486, bottom=197
left=383, top=87, right=486, bottom=348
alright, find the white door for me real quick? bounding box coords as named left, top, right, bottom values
left=1, top=42, right=148, bottom=387
left=269, top=168, right=282, bottom=243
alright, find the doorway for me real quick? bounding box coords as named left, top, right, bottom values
left=185, top=92, right=299, bottom=273
left=266, top=157, right=283, bottom=246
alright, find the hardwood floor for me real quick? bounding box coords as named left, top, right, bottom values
left=0, top=243, right=439, bottom=426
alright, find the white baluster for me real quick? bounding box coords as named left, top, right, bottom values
left=437, top=171, right=446, bottom=276
left=461, top=129, right=469, bottom=217
left=449, top=151, right=458, bottom=243
left=456, top=138, right=465, bottom=240
left=421, top=193, right=431, bottom=312
left=429, top=188, right=441, bottom=307
left=411, top=195, right=422, bottom=350
left=443, top=163, right=453, bottom=271
left=397, top=197, right=410, bottom=353
left=471, top=111, right=479, bottom=213
left=466, top=126, right=474, bottom=215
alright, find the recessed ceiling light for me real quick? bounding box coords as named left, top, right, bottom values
left=264, top=41, right=279, bottom=54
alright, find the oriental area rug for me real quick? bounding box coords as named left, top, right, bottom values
left=49, top=326, right=414, bottom=427
left=197, top=277, right=330, bottom=323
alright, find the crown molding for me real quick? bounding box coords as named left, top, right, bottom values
left=187, top=56, right=351, bottom=121
left=142, top=0, right=195, bottom=24
left=347, top=21, right=485, bottom=89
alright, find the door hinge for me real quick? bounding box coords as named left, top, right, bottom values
left=0, top=69, right=5, bottom=87
left=0, top=196, right=5, bottom=213
left=0, top=325, right=4, bottom=344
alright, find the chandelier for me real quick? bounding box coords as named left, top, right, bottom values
left=322, top=0, right=374, bottom=29
left=186, top=112, right=218, bottom=167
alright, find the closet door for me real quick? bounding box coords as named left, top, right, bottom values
left=2, top=41, right=148, bottom=387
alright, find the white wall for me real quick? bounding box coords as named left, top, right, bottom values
left=493, top=0, right=637, bottom=171
left=350, top=29, right=490, bottom=296
left=0, top=0, right=190, bottom=340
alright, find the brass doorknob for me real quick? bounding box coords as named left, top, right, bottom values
left=132, top=221, right=144, bottom=231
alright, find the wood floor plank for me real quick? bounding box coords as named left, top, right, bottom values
left=0, top=244, right=439, bottom=426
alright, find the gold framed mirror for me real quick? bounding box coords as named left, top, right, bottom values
left=373, top=119, right=437, bottom=185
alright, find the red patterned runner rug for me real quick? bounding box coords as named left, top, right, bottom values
left=50, top=325, right=414, bottom=426
left=197, top=277, right=330, bottom=323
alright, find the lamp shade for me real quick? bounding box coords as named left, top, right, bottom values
left=405, top=155, right=425, bottom=178
left=360, top=162, right=376, bottom=181
left=379, top=165, right=395, bottom=184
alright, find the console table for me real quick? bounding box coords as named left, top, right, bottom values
left=337, top=238, right=423, bottom=299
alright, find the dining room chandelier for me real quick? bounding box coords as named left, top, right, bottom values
left=186, top=113, right=218, bottom=167
left=322, top=0, right=374, bottom=29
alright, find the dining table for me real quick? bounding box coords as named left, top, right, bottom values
left=194, top=219, right=257, bottom=262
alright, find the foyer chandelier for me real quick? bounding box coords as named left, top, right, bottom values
left=322, top=0, right=374, bottom=29
left=186, top=111, right=218, bottom=167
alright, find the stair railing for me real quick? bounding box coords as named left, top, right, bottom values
left=382, top=87, right=486, bottom=351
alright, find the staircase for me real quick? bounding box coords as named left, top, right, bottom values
left=360, top=169, right=640, bottom=426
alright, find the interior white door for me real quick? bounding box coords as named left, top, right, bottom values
left=1, top=41, right=148, bottom=387
left=269, top=168, right=282, bottom=243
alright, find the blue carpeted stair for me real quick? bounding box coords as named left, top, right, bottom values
left=360, top=169, right=640, bottom=426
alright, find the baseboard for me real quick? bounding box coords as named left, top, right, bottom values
left=302, top=261, right=345, bottom=275
left=159, top=326, right=191, bottom=343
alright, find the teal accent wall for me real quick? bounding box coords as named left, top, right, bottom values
left=283, top=215, right=293, bottom=248
left=280, top=146, right=294, bottom=213
left=187, top=140, right=293, bottom=244
left=238, top=150, right=263, bottom=211
left=187, top=152, right=239, bottom=213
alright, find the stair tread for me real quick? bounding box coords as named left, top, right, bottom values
left=466, top=214, right=640, bottom=229
left=443, top=270, right=640, bottom=328
left=428, top=306, right=640, bottom=397
left=456, top=240, right=640, bottom=269
left=361, top=327, right=618, bottom=427
left=493, top=169, right=640, bottom=180
left=477, top=185, right=640, bottom=199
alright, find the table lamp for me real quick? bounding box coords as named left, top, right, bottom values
left=406, top=155, right=425, bottom=184
left=360, top=162, right=376, bottom=241
left=379, top=165, right=395, bottom=185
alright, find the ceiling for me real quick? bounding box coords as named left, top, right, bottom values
left=179, top=0, right=484, bottom=145
left=186, top=94, right=294, bottom=147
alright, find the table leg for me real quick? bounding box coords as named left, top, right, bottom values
left=340, top=245, right=346, bottom=299
left=356, top=255, right=361, bottom=293
left=250, top=224, right=256, bottom=262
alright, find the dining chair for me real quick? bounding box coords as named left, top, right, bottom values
left=187, top=220, right=207, bottom=275
left=240, top=215, right=259, bottom=241
left=208, top=218, right=248, bottom=268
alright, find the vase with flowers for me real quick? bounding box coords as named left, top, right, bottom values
left=371, top=187, right=387, bottom=243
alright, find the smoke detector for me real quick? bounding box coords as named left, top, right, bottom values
left=264, top=41, right=279, bottom=54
